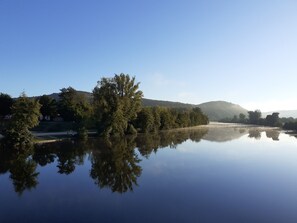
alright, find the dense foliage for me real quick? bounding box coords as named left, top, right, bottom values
left=58, top=87, right=92, bottom=138
left=135, top=107, right=209, bottom=133
left=283, top=122, right=297, bottom=131
left=4, top=93, right=41, bottom=150
left=0, top=93, right=13, bottom=117
left=93, top=74, right=143, bottom=137
left=38, top=95, right=57, bottom=119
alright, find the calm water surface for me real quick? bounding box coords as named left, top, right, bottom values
left=1, top=124, right=297, bottom=223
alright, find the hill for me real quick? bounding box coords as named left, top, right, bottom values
left=142, top=98, right=194, bottom=108
left=35, top=91, right=93, bottom=101
left=143, top=99, right=249, bottom=121
left=38, top=92, right=248, bottom=121
left=197, top=101, right=248, bottom=121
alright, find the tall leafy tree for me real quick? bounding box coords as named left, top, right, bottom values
left=5, top=93, right=41, bottom=150
left=38, top=95, right=57, bottom=119
left=248, top=110, right=262, bottom=124
left=135, top=107, right=155, bottom=133
left=265, top=112, right=281, bottom=127
left=58, top=87, right=92, bottom=138
left=93, top=73, right=143, bottom=136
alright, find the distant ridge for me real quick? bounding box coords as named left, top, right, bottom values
left=36, top=92, right=249, bottom=121
left=197, top=101, right=248, bottom=121
left=142, top=98, right=194, bottom=108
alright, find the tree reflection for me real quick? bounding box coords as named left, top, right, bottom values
left=9, top=156, right=39, bottom=195
left=90, top=136, right=142, bottom=193
left=136, top=128, right=208, bottom=158
left=265, top=130, right=280, bottom=141
left=0, top=144, right=39, bottom=196
left=248, top=129, right=280, bottom=141
left=33, top=140, right=87, bottom=175
left=248, top=129, right=261, bottom=139
left=0, top=127, right=212, bottom=195
left=33, top=146, right=56, bottom=167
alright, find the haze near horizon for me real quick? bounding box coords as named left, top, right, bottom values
left=0, top=0, right=296, bottom=112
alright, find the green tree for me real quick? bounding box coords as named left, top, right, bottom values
left=159, top=107, right=176, bottom=130
left=58, top=87, right=89, bottom=121
left=176, top=111, right=190, bottom=127
left=0, top=93, right=13, bottom=118
left=58, top=87, right=92, bottom=138
left=265, top=112, right=281, bottom=127
left=38, top=95, right=57, bottom=119
left=239, top=113, right=246, bottom=123
left=93, top=74, right=143, bottom=137
left=248, top=110, right=262, bottom=124
left=189, top=107, right=209, bottom=126
left=135, top=107, right=155, bottom=133
left=5, top=93, right=41, bottom=150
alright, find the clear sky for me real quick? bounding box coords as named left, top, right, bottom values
left=0, top=0, right=296, bottom=112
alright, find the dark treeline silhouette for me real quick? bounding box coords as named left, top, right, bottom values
left=283, top=122, right=297, bottom=131
left=0, top=127, right=208, bottom=195
left=220, top=110, right=297, bottom=131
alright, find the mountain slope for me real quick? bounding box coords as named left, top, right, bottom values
left=142, top=98, right=194, bottom=108
left=197, top=101, right=248, bottom=121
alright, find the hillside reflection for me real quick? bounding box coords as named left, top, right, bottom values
left=0, top=125, right=282, bottom=195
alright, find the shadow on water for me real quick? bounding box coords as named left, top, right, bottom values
left=0, top=125, right=281, bottom=195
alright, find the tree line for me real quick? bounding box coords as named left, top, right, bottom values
left=0, top=73, right=209, bottom=150
left=220, top=109, right=297, bottom=131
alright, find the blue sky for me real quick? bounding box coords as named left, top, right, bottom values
left=0, top=0, right=296, bottom=111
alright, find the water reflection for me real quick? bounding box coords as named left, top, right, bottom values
left=136, top=128, right=208, bottom=158
left=203, top=126, right=247, bottom=142
left=248, top=129, right=262, bottom=140
left=33, top=140, right=87, bottom=175
left=0, top=151, right=39, bottom=195
left=0, top=125, right=284, bottom=195
left=9, top=157, right=39, bottom=195
left=202, top=124, right=281, bottom=142
left=266, top=130, right=280, bottom=141
left=90, top=136, right=142, bottom=193
left=247, top=129, right=280, bottom=141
